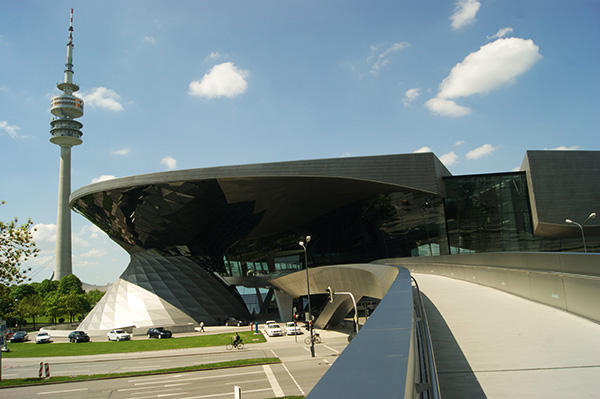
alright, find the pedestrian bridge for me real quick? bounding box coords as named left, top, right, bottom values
left=305, top=253, right=600, bottom=399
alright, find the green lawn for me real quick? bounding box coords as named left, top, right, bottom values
left=2, top=331, right=265, bottom=358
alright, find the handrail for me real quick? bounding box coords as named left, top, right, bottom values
left=412, top=276, right=441, bottom=399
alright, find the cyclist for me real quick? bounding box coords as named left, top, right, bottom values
left=232, top=332, right=241, bottom=347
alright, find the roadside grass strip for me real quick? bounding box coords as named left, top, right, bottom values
left=0, top=357, right=280, bottom=388
left=2, top=331, right=265, bottom=358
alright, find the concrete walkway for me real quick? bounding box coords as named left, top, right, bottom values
left=413, top=273, right=600, bottom=399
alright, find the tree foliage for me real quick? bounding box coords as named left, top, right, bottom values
left=0, top=200, right=39, bottom=286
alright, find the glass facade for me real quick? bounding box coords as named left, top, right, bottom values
left=443, top=173, right=535, bottom=253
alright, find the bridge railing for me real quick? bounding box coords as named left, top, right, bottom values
left=306, top=267, right=439, bottom=399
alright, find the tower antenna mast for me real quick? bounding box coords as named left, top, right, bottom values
left=50, top=8, right=84, bottom=281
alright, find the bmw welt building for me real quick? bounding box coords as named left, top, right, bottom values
left=73, top=150, right=599, bottom=332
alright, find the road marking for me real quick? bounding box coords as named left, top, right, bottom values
left=263, top=364, right=284, bottom=397
left=323, top=344, right=340, bottom=354
left=177, top=388, right=272, bottom=399
left=281, top=362, right=305, bottom=395
left=128, top=374, right=184, bottom=382
left=132, top=370, right=263, bottom=385
left=37, top=388, right=88, bottom=395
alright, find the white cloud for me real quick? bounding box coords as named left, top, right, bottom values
left=466, top=144, right=497, bottom=160
left=414, top=146, right=433, bottom=153
left=189, top=62, right=249, bottom=99
left=424, top=97, right=472, bottom=117
left=161, top=156, right=177, bottom=170
left=0, top=120, right=21, bottom=138
left=340, top=152, right=352, bottom=158
left=425, top=37, right=542, bottom=117
left=488, top=27, right=514, bottom=40
left=32, top=223, right=57, bottom=243
left=368, top=42, right=410, bottom=75
left=81, top=87, right=124, bottom=112
left=144, top=36, right=156, bottom=45
left=548, top=145, right=581, bottom=151
left=455, top=140, right=465, bottom=147
left=403, top=88, right=421, bottom=106
left=450, top=0, right=481, bottom=30
left=440, top=151, right=458, bottom=166
left=91, top=175, right=116, bottom=183
left=80, top=248, right=107, bottom=258
left=206, top=52, right=222, bottom=61
left=111, top=148, right=130, bottom=156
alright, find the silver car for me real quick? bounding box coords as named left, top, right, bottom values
left=107, top=329, right=131, bottom=341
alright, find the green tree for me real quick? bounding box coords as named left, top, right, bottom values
left=58, top=274, right=84, bottom=295
left=10, top=283, right=36, bottom=300
left=63, top=292, right=90, bottom=323
left=0, top=200, right=39, bottom=286
left=18, top=293, right=44, bottom=330
left=34, top=279, right=60, bottom=297
left=86, top=289, right=105, bottom=308
left=44, top=292, right=65, bottom=324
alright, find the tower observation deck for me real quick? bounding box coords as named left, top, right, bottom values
left=50, top=8, right=83, bottom=147
left=50, top=9, right=84, bottom=281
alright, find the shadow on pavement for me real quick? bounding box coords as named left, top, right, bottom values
left=421, top=293, right=487, bottom=399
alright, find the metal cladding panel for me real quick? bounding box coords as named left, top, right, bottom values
left=522, top=150, right=600, bottom=236
left=71, top=152, right=451, bottom=202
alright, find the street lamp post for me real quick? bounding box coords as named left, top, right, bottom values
left=299, top=235, right=315, bottom=357
left=565, top=212, right=597, bottom=253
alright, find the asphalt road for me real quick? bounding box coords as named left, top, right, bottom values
left=1, top=327, right=351, bottom=399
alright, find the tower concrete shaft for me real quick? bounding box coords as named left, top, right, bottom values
left=50, top=9, right=84, bottom=281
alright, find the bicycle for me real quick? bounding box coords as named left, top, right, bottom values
left=304, top=333, right=321, bottom=345
left=226, top=339, right=244, bottom=350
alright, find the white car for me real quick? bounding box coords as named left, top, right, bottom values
left=107, top=329, right=131, bottom=341
left=284, top=322, right=302, bottom=335
left=264, top=323, right=283, bottom=337
left=265, top=320, right=277, bottom=326
left=35, top=331, right=52, bottom=344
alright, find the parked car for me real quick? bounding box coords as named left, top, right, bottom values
left=107, top=329, right=131, bottom=341
left=225, top=317, right=249, bottom=327
left=9, top=331, right=29, bottom=343
left=284, top=322, right=302, bottom=335
left=68, top=331, right=90, bottom=343
left=264, top=323, right=283, bottom=337
left=265, top=320, right=277, bottom=325
left=35, top=331, right=52, bottom=344
left=147, top=327, right=172, bottom=339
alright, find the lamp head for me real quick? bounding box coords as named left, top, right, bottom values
left=306, top=235, right=311, bottom=243
left=565, top=219, right=573, bottom=224
left=299, top=241, right=305, bottom=248
left=590, top=212, right=597, bottom=219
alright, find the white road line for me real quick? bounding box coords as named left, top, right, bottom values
left=281, top=362, right=305, bottom=395
left=131, top=388, right=182, bottom=396
left=263, top=364, right=284, bottom=397
left=178, top=388, right=272, bottom=399
left=37, top=388, right=88, bottom=395
left=224, top=378, right=266, bottom=385
left=128, top=374, right=184, bottom=383
left=132, top=370, right=263, bottom=385
left=323, top=344, right=340, bottom=354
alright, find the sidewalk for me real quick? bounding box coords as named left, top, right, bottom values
left=414, top=273, right=600, bottom=399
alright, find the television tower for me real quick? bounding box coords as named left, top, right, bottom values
left=50, top=9, right=84, bottom=281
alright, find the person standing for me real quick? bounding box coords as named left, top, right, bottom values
left=199, top=321, right=205, bottom=332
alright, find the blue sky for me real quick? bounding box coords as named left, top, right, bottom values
left=1, top=0, right=598, bottom=285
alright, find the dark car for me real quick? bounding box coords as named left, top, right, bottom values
left=147, top=327, right=172, bottom=339
left=68, top=330, right=90, bottom=343
left=10, top=331, right=29, bottom=343
left=225, top=317, right=249, bottom=327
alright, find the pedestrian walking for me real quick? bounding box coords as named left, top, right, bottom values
left=200, top=321, right=205, bottom=332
